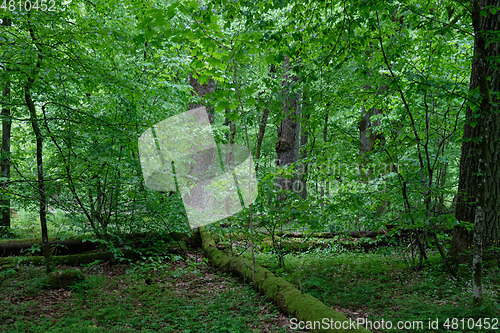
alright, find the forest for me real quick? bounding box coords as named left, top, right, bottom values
left=0, top=0, right=499, bottom=332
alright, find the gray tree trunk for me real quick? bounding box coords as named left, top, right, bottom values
left=297, top=104, right=309, bottom=199
left=189, top=74, right=215, bottom=124
left=276, top=56, right=300, bottom=202
left=358, top=102, right=384, bottom=180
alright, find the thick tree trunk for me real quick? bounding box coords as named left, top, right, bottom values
left=255, top=65, right=275, bottom=173
left=189, top=74, right=215, bottom=124
left=477, top=0, right=500, bottom=263
left=450, top=0, right=500, bottom=262
left=276, top=56, right=300, bottom=202
left=450, top=44, right=481, bottom=259
left=0, top=18, right=12, bottom=233
left=359, top=101, right=388, bottom=217
left=472, top=206, right=484, bottom=306
left=358, top=104, right=384, bottom=178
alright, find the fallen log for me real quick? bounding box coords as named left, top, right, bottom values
left=0, top=251, right=115, bottom=268
left=259, top=237, right=389, bottom=253
left=0, top=241, right=187, bottom=268
left=260, top=227, right=454, bottom=239
left=0, top=231, right=197, bottom=257
left=261, top=230, right=385, bottom=238
left=199, top=227, right=370, bottom=333
left=0, top=236, right=97, bottom=257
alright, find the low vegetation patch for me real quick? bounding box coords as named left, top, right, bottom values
left=249, top=249, right=500, bottom=333
left=0, top=251, right=293, bottom=332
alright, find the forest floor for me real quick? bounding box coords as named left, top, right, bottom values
left=2, top=217, right=499, bottom=333
left=0, top=250, right=295, bottom=332
left=248, top=248, right=500, bottom=333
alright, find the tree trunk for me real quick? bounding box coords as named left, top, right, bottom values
left=255, top=65, right=275, bottom=173
left=0, top=17, right=12, bottom=233
left=25, top=17, right=51, bottom=273
left=275, top=56, right=300, bottom=202
left=297, top=104, right=309, bottom=199
left=0, top=78, right=11, bottom=232
left=359, top=100, right=388, bottom=216
left=450, top=42, right=481, bottom=259
left=358, top=104, right=384, bottom=179
left=450, top=0, right=500, bottom=262
left=472, top=206, right=484, bottom=306
left=254, top=106, right=269, bottom=173
left=189, top=74, right=215, bottom=124
left=224, top=108, right=236, bottom=145
left=320, top=113, right=328, bottom=207
left=25, top=85, right=51, bottom=273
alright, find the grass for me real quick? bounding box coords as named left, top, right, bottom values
left=250, top=248, right=500, bottom=333
left=0, top=252, right=293, bottom=332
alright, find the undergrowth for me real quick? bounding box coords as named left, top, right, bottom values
left=0, top=253, right=291, bottom=332
left=251, top=248, right=500, bottom=333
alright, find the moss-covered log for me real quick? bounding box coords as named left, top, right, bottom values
left=0, top=241, right=187, bottom=268
left=0, top=231, right=197, bottom=257
left=0, top=251, right=114, bottom=267
left=0, top=235, right=97, bottom=257
left=261, top=230, right=384, bottom=239
left=199, top=227, right=371, bottom=333
left=258, top=237, right=387, bottom=253
left=261, top=228, right=453, bottom=239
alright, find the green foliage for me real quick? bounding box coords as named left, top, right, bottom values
left=254, top=249, right=499, bottom=332
left=0, top=0, right=488, bottom=312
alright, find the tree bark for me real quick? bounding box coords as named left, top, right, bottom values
left=450, top=0, right=500, bottom=262
left=320, top=113, right=328, bottom=207
left=189, top=74, right=215, bottom=124
left=472, top=206, right=484, bottom=306
left=0, top=78, right=11, bottom=233
left=224, top=108, right=236, bottom=145
left=0, top=18, right=12, bottom=233
left=358, top=104, right=384, bottom=179
left=254, top=65, right=276, bottom=173
left=297, top=105, right=309, bottom=199
left=275, top=56, right=301, bottom=202
left=25, top=84, right=52, bottom=273
left=255, top=106, right=269, bottom=173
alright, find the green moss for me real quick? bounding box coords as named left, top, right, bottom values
left=0, top=252, right=113, bottom=267
left=45, top=269, right=84, bottom=289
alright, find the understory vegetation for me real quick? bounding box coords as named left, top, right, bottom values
left=1, top=0, right=500, bottom=331
left=1, top=251, right=292, bottom=333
